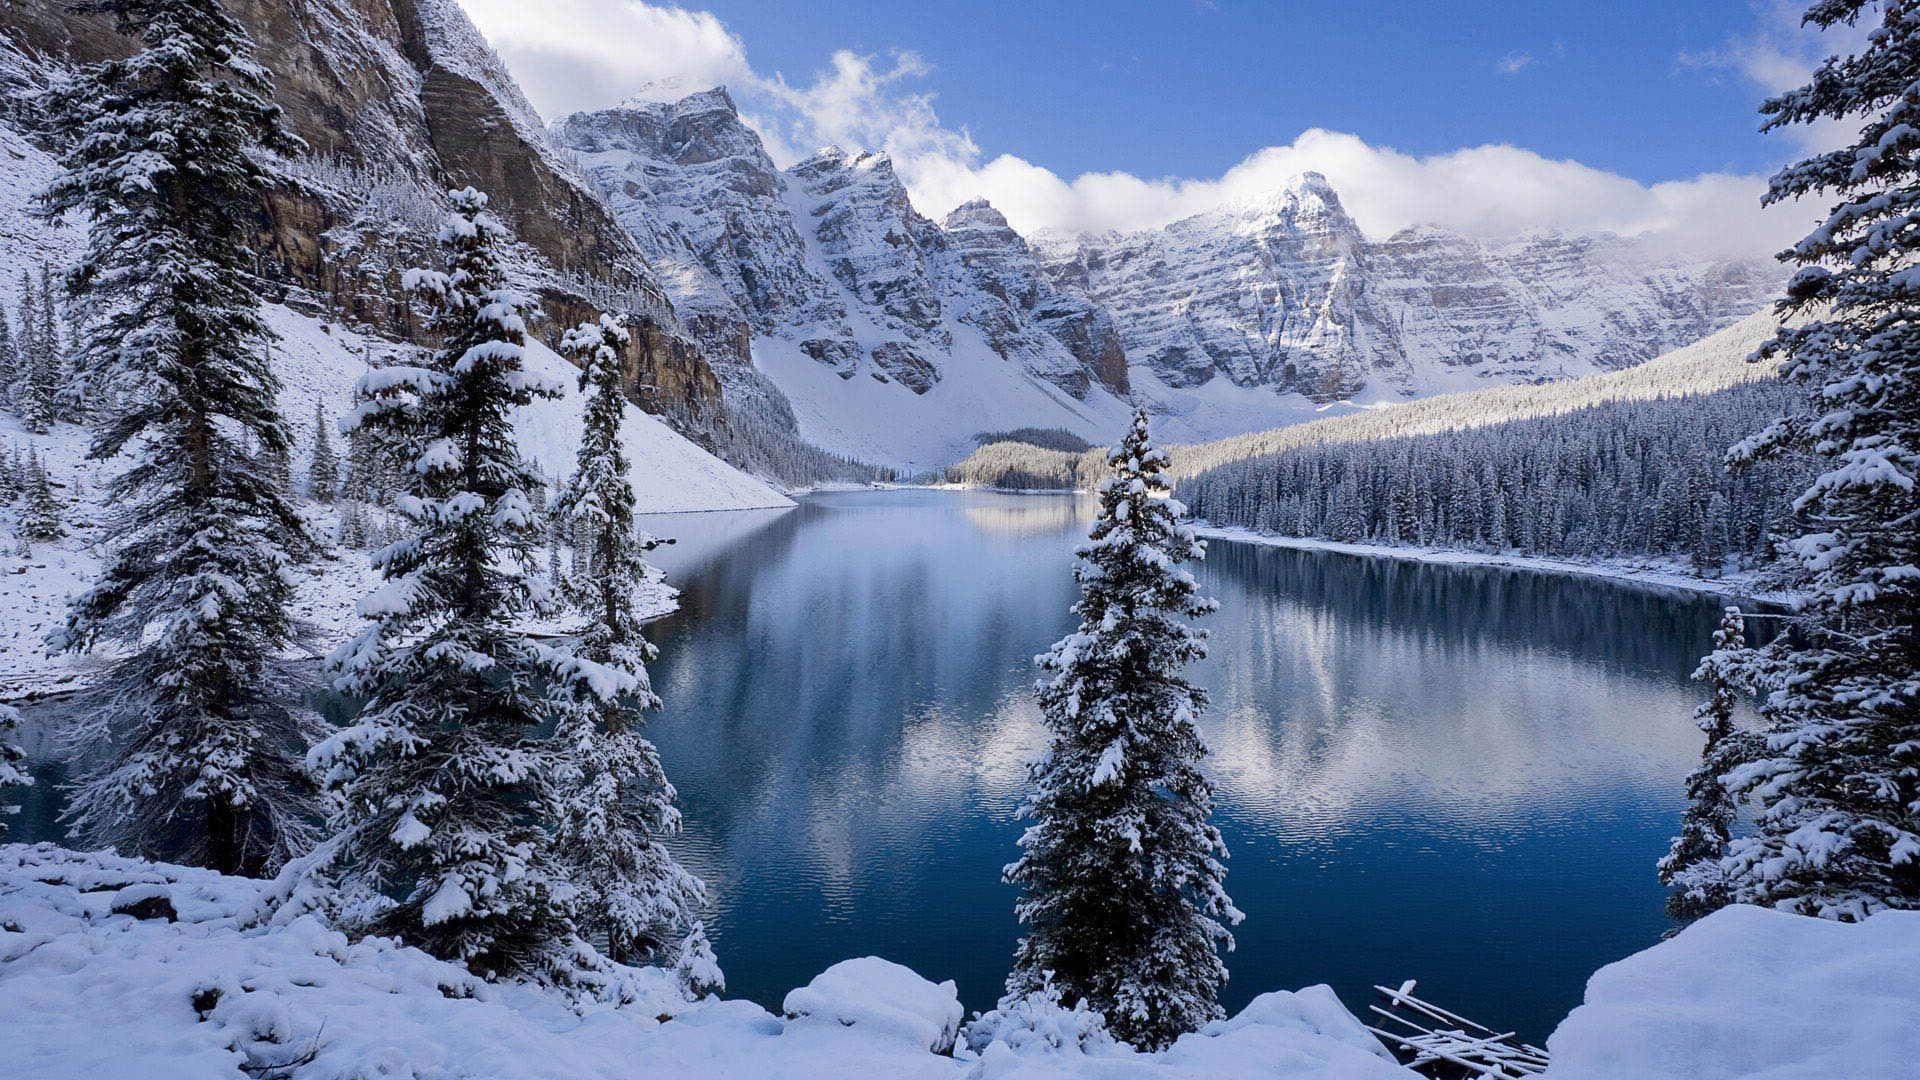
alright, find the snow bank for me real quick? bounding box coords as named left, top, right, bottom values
left=1190, top=525, right=1793, bottom=604
left=783, top=956, right=965, bottom=1053
left=1541, top=905, right=1920, bottom=1080
left=0, top=843, right=1416, bottom=1080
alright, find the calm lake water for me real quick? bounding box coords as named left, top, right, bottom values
left=12, top=488, right=1760, bottom=1044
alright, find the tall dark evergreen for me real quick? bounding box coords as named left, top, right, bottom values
left=547, top=314, right=707, bottom=966
left=1659, top=607, right=1748, bottom=921
left=1006, top=408, right=1241, bottom=1050
left=16, top=272, right=50, bottom=434
left=1714, top=0, right=1920, bottom=919
left=38, top=0, right=319, bottom=874
left=20, top=449, right=64, bottom=543
left=307, top=400, right=337, bottom=503
left=308, top=188, right=596, bottom=985
left=0, top=302, right=17, bottom=404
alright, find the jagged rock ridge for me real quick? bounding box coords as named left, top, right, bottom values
left=1031, top=174, right=1782, bottom=402
left=554, top=90, right=1130, bottom=400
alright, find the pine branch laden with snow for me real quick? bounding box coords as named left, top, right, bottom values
left=0, top=702, right=29, bottom=833
left=1659, top=607, right=1754, bottom=921
left=545, top=314, right=707, bottom=967
left=1005, top=407, right=1242, bottom=1051
left=307, top=188, right=597, bottom=987
left=1714, top=0, right=1920, bottom=920
left=35, top=0, right=322, bottom=876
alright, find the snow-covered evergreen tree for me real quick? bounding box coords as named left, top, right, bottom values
left=336, top=498, right=367, bottom=548
left=1659, top=606, right=1748, bottom=921
left=308, top=188, right=595, bottom=985
left=0, top=701, right=27, bottom=836
left=0, top=303, right=17, bottom=403
left=1714, top=0, right=1920, bottom=919
left=1005, top=408, right=1241, bottom=1051
left=674, top=922, right=724, bottom=999
left=38, top=264, right=73, bottom=424
left=546, top=314, right=706, bottom=965
left=15, top=272, right=50, bottom=434
left=20, top=450, right=64, bottom=542
left=38, top=0, right=320, bottom=875
left=307, top=400, right=337, bottom=503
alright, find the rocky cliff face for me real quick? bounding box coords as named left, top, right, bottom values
left=1032, top=173, right=1782, bottom=402
left=555, top=92, right=1127, bottom=400
left=0, top=0, right=725, bottom=432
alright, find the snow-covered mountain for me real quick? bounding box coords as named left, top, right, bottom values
left=554, top=90, right=1134, bottom=469
left=1031, top=174, right=1781, bottom=404
left=1, top=0, right=1787, bottom=475
left=554, top=89, right=1782, bottom=469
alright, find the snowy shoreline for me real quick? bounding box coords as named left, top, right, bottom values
left=1189, top=523, right=1798, bottom=605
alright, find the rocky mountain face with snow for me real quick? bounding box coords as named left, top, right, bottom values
left=1032, top=175, right=1781, bottom=403
left=0, top=0, right=728, bottom=432
left=554, top=91, right=1129, bottom=401
left=0, top=0, right=1784, bottom=471
left=555, top=88, right=1780, bottom=464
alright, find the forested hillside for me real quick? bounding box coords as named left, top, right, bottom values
left=948, top=308, right=1786, bottom=493
left=1175, top=381, right=1811, bottom=574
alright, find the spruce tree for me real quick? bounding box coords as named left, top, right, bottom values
left=1005, top=408, right=1241, bottom=1050
left=38, top=0, right=319, bottom=875
left=308, top=188, right=595, bottom=985
left=20, top=450, right=64, bottom=542
left=38, top=264, right=70, bottom=423
left=548, top=314, right=706, bottom=966
left=16, top=273, right=48, bottom=434
left=336, top=498, right=366, bottom=549
left=307, top=400, right=337, bottom=503
left=1659, top=607, right=1748, bottom=921
left=1716, top=0, right=1920, bottom=919
left=0, top=303, right=17, bottom=405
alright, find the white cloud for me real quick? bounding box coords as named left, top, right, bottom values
left=1676, top=0, right=1874, bottom=156
left=1496, top=50, right=1536, bottom=75
left=455, top=0, right=1807, bottom=257
left=454, top=0, right=754, bottom=117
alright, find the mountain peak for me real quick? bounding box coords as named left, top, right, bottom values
left=943, top=198, right=1010, bottom=230
left=614, top=84, right=738, bottom=119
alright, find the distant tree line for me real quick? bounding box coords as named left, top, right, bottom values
left=1175, top=382, right=1814, bottom=574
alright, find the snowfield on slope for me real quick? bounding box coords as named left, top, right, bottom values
left=0, top=303, right=790, bottom=700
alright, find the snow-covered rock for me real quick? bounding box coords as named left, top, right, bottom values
left=0, top=844, right=1420, bottom=1080
left=555, top=91, right=1142, bottom=471
left=556, top=88, right=1781, bottom=468
left=783, top=956, right=965, bottom=1053
left=1540, top=905, right=1920, bottom=1080
left=1033, top=175, right=1780, bottom=406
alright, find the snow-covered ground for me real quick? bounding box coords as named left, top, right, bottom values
left=1539, top=905, right=1920, bottom=1080
left=0, top=844, right=1414, bottom=1080
left=1, top=843, right=1910, bottom=1080
left=0, top=302, right=790, bottom=701
left=1189, top=524, right=1795, bottom=605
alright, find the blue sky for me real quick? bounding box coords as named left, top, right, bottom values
left=677, top=1, right=1778, bottom=187
left=457, top=0, right=1854, bottom=253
